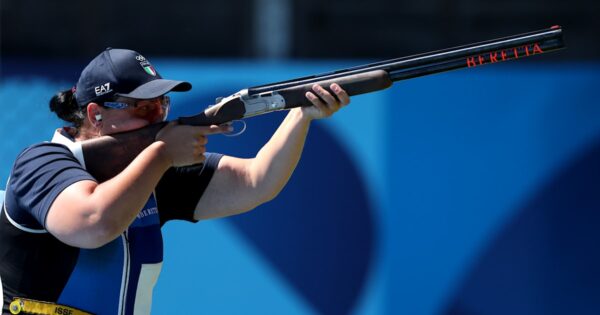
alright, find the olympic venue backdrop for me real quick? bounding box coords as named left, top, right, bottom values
left=1, top=59, right=599, bottom=315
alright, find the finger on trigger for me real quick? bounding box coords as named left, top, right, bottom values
left=219, top=122, right=234, bottom=133
left=202, top=125, right=229, bottom=135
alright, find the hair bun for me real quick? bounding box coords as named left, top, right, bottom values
left=49, top=89, right=84, bottom=125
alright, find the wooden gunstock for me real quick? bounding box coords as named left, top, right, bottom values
left=82, top=123, right=166, bottom=182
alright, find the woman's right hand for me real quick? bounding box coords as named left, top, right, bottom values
left=155, top=122, right=231, bottom=167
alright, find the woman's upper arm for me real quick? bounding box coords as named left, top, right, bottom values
left=7, top=143, right=100, bottom=247
left=194, top=155, right=263, bottom=220
left=45, top=179, right=105, bottom=248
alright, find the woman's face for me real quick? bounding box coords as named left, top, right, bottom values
left=99, top=96, right=169, bottom=135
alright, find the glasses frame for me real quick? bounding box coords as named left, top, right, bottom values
left=104, top=95, right=171, bottom=121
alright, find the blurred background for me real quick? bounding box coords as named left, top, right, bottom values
left=1, top=0, right=600, bottom=314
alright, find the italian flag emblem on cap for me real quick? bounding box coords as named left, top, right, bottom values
left=144, top=66, right=157, bottom=76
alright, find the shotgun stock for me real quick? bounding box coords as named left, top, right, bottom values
left=82, top=26, right=565, bottom=181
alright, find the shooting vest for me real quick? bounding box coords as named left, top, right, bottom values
left=0, top=129, right=163, bottom=315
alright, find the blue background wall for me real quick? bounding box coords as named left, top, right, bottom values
left=1, top=59, right=599, bottom=314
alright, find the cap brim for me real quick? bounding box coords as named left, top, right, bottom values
left=117, top=79, right=192, bottom=99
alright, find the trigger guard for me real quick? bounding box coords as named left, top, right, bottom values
left=223, top=120, right=247, bottom=137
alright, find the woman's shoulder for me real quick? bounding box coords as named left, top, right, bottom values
left=12, top=142, right=78, bottom=173
left=17, top=142, right=73, bottom=159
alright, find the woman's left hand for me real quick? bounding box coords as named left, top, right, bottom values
left=301, top=83, right=350, bottom=120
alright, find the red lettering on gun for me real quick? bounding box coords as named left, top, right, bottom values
left=465, top=42, right=545, bottom=68
left=489, top=52, right=498, bottom=63
left=466, top=57, right=477, bottom=67
left=478, top=55, right=485, bottom=65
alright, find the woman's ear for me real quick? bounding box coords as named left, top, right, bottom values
left=87, top=103, right=103, bottom=126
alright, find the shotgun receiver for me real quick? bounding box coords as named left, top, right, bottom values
left=82, top=26, right=565, bottom=181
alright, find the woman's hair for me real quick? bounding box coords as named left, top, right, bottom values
left=49, top=88, right=86, bottom=128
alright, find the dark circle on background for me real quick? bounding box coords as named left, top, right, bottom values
left=174, top=90, right=377, bottom=315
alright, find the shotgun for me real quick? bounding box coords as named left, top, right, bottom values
left=82, top=26, right=565, bottom=182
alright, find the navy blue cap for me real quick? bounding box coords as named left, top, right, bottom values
left=74, top=48, right=191, bottom=107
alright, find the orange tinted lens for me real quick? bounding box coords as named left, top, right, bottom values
left=133, top=97, right=167, bottom=123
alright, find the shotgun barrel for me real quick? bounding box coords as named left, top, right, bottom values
left=249, top=26, right=565, bottom=93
